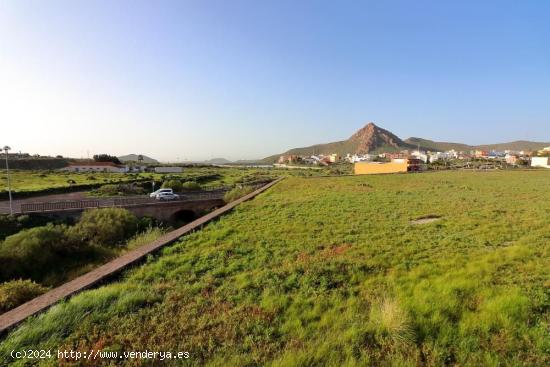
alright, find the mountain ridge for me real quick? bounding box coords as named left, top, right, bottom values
left=263, top=122, right=550, bottom=162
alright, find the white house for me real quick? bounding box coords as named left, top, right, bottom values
left=154, top=166, right=183, bottom=173
left=63, top=162, right=127, bottom=173
left=346, top=154, right=372, bottom=163
left=411, top=150, right=428, bottom=163
left=531, top=157, right=550, bottom=169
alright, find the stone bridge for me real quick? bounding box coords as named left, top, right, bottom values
left=17, top=190, right=227, bottom=224
left=124, top=198, right=225, bottom=223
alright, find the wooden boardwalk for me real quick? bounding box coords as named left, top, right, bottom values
left=0, top=178, right=283, bottom=334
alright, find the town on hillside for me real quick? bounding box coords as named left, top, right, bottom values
left=277, top=145, right=550, bottom=174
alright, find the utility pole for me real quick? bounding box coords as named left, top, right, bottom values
left=3, top=146, right=13, bottom=215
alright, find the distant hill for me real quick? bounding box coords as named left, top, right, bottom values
left=200, top=158, right=232, bottom=165
left=475, top=141, right=550, bottom=152
left=404, top=137, right=473, bottom=152
left=404, top=138, right=550, bottom=153
left=264, top=123, right=411, bottom=162
left=118, top=154, right=158, bottom=164
left=264, top=122, right=550, bottom=162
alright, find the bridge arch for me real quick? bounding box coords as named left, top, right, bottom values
left=170, top=209, right=197, bottom=224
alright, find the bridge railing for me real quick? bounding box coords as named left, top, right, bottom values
left=21, top=200, right=101, bottom=213
left=17, top=185, right=277, bottom=214
left=19, top=191, right=227, bottom=213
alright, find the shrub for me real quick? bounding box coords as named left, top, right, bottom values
left=94, top=184, right=120, bottom=196
left=180, top=181, right=201, bottom=191
left=223, top=186, right=255, bottom=203
left=0, top=280, right=48, bottom=313
left=0, top=224, right=73, bottom=282
left=69, top=208, right=138, bottom=247
left=137, top=216, right=160, bottom=232
left=0, top=215, right=25, bottom=241
left=0, top=215, right=74, bottom=242
left=0, top=209, right=143, bottom=285
left=161, top=179, right=183, bottom=192
left=160, top=179, right=201, bottom=192
left=94, top=184, right=145, bottom=196
left=161, top=179, right=201, bottom=192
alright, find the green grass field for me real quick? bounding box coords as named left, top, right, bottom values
left=0, top=167, right=269, bottom=195
left=0, top=170, right=137, bottom=193
left=1, top=171, right=549, bottom=366
left=0, top=165, right=342, bottom=196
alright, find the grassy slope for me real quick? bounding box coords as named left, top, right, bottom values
left=2, top=171, right=550, bottom=366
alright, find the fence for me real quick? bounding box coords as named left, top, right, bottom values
left=19, top=189, right=228, bottom=213
left=20, top=200, right=101, bottom=213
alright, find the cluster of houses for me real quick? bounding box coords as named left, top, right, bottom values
left=57, top=146, right=550, bottom=175
left=61, top=162, right=184, bottom=173
left=278, top=146, right=550, bottom=175
left=277, top=154, right=341, bottom=166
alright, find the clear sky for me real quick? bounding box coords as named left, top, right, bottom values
left=1, top=0, right=549, bottom=161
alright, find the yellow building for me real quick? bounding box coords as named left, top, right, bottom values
left=354, top=158, right=420, bottom=175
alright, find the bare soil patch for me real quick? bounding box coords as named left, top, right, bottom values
left=410, top=215, right=442, bottom=225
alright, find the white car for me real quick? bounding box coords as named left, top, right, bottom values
left=156, top=192, right=180, bottom=201
left=150, top=188, right=173, bottom=198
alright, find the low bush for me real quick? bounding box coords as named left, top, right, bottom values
left=93, top=183, right=145, bottom=196
left=161, top=179, right=183, bottom=192
left=0, top=208, right=143, bottom=286
left=0, top=224, right=75, bottom=282
left=223, top=186, right=255, bottom=203
left=0, top=214, right=75, bottom=241
left=93, top=184, right=120, bottom=196
left=68, top=208, right=139, bottom=247
left=161, top=180, right=201, bottom=192
left=180, top=181, right=201, bottom=191
left=0, top=280, right=48, bottom=313
left=0, top=215, right=27, bottom=240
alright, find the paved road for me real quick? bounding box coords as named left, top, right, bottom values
left=0, top=190, right=227, bottom=215
left=0, top=191, right=90, bottom=214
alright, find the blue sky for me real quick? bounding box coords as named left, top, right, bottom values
left=1, top=0, right=549, bottom=161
